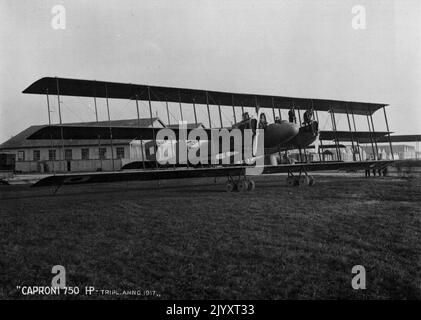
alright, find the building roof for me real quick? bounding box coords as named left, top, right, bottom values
left=63, top=117, right=164, bottom=128
left=0, top=118, right=163, bottom=150
left=166, top=123, right=204, bottom=129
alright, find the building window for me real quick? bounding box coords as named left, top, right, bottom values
left=81, top=148, right=89, bottom=160
left=48, top=149, right=56, bottom=161
left=65, top=149, right=72, bottom=160
left=99, top=147, right=107, bottom=160
left=17, top=150, right=25, bottom=161
left=33, top=150, right=40, bottom=161
left=116, top=147, right=125, bottom=159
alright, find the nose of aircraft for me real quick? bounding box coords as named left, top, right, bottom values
left=264, top=121, right=300, bottom=148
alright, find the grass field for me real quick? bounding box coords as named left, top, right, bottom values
left=0, top=174, right=420, bottom=299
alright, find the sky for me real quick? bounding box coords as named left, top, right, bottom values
left=0, top=0, right=420, bottom=143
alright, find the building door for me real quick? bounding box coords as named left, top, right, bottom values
left=67, top=161, right=71, bottom=172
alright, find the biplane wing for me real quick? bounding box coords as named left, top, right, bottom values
left=319, top=130, right=391, bottom=141
left=26, top=127, right=392, bottom=144
left=25, top=125, right=212, bottom=140
left=358, top=134, right=421, bottom=143
left=33, top=160, right=392, bottom=187
left=23, top=77, right=387, bottom=115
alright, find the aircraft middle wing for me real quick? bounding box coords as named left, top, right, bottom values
left=26, top=125, right=213, bottom=140
left=319, top=130, right=391, bottom=141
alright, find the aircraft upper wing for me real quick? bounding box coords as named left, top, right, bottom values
left=33, top=160, right=393, bottom=187
left=23, top=77, right=387, bottom=115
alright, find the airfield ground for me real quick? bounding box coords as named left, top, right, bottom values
left=0, top=173, right=420, bottom=299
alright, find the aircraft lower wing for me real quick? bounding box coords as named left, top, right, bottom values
left=33, top=160, right=393, bottom=187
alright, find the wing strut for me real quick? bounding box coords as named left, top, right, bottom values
left=105, top=83, right=115, bottom=171
left=383, top=106, right=394, bottom=160
left=366, top=112, right=377, bottom=160
left=345, top=103, right=357, bottom=161
left=93, top=86, right=104, bottom=171
left=351, top=108, right=362, bottom=160
left=135, top=95, right=146, bottom=170
left=329, top=107, right=342, bottom=161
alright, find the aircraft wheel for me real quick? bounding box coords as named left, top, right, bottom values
left=299, top=175, right=309, bottom=186
left=226, top=181, right=235, bottom=192
left=247, top=180, right=256, bottom=192
left=237, top=180, right=248, bottom=192
left=286, top=176, right=296, bottom=187
left=308, top=175, right=315, bottom=186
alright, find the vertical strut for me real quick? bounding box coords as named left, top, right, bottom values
left=193, top=99, right=198, bottom=125
left=55, top=77, right=65, bottom=172
left=383, top=106, right=394, bottom=160
left=330, top=108, right=341, bottom=161
left=254, top=96, right=259, bottom=114
left=166, top=101, right=171, bottom=126
left=296, top=106, right=305, bottom=162
left=105, top=84, right=115, bottom=171
left=45, top=89, right=55, bottom=173
left=297, top=106, right=302, bottom=126
left=314, top=109, right=322, bottom=162
left=46, top=90, right=51, bottom=125
left=345, top=104, right=356, bottom=161
left=366, top=113, right=377, bottom=160
left=218, top=104, right=223, bottom=128
left=135, top=96, right=146, bottom=170
left=369, top=113, right=379, bottom=159
left=231, top=94, right=237, bottom=124
left=206, top=91, right=211, bottom=128
left=178, top=90, right=183, bottom=121
left=147, top=86, right=158, bottom=169
left=271, top=97, right=276, bottom=122
left=351, top=111, right=362, bottom=161
left=93, top=91, right=103, bottom=171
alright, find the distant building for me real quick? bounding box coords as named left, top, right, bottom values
left=299, top=143, right=404, bottom=162
left=0, top=118, right=169, bottom=173
left=361, top=144, right=415, bottom=160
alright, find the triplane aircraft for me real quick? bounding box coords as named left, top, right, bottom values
left=22, top=77, right=394, bottom=192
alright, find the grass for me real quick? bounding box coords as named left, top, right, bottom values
left=0, top=174, right=420, bottom=299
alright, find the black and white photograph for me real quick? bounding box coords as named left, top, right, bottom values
left=0, top=0, right=420, bottom=309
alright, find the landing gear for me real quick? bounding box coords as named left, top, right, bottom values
left=286, top=168, right=315, bottom=187
left=286, top=176, right=297, bottom=187
left=226, top=181, right=236, bottom=192
left=308, top=175, right=315, bottom=186
left=247, top=180, right=256, bottom=191
left=237, top=180, right=248, bottom=192
left=299, top=175, right=309, bottom=186
left=226, top=173, right=256, bottom=193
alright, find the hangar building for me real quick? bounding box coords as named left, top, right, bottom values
left=0, top=118, right=167, bottom=173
